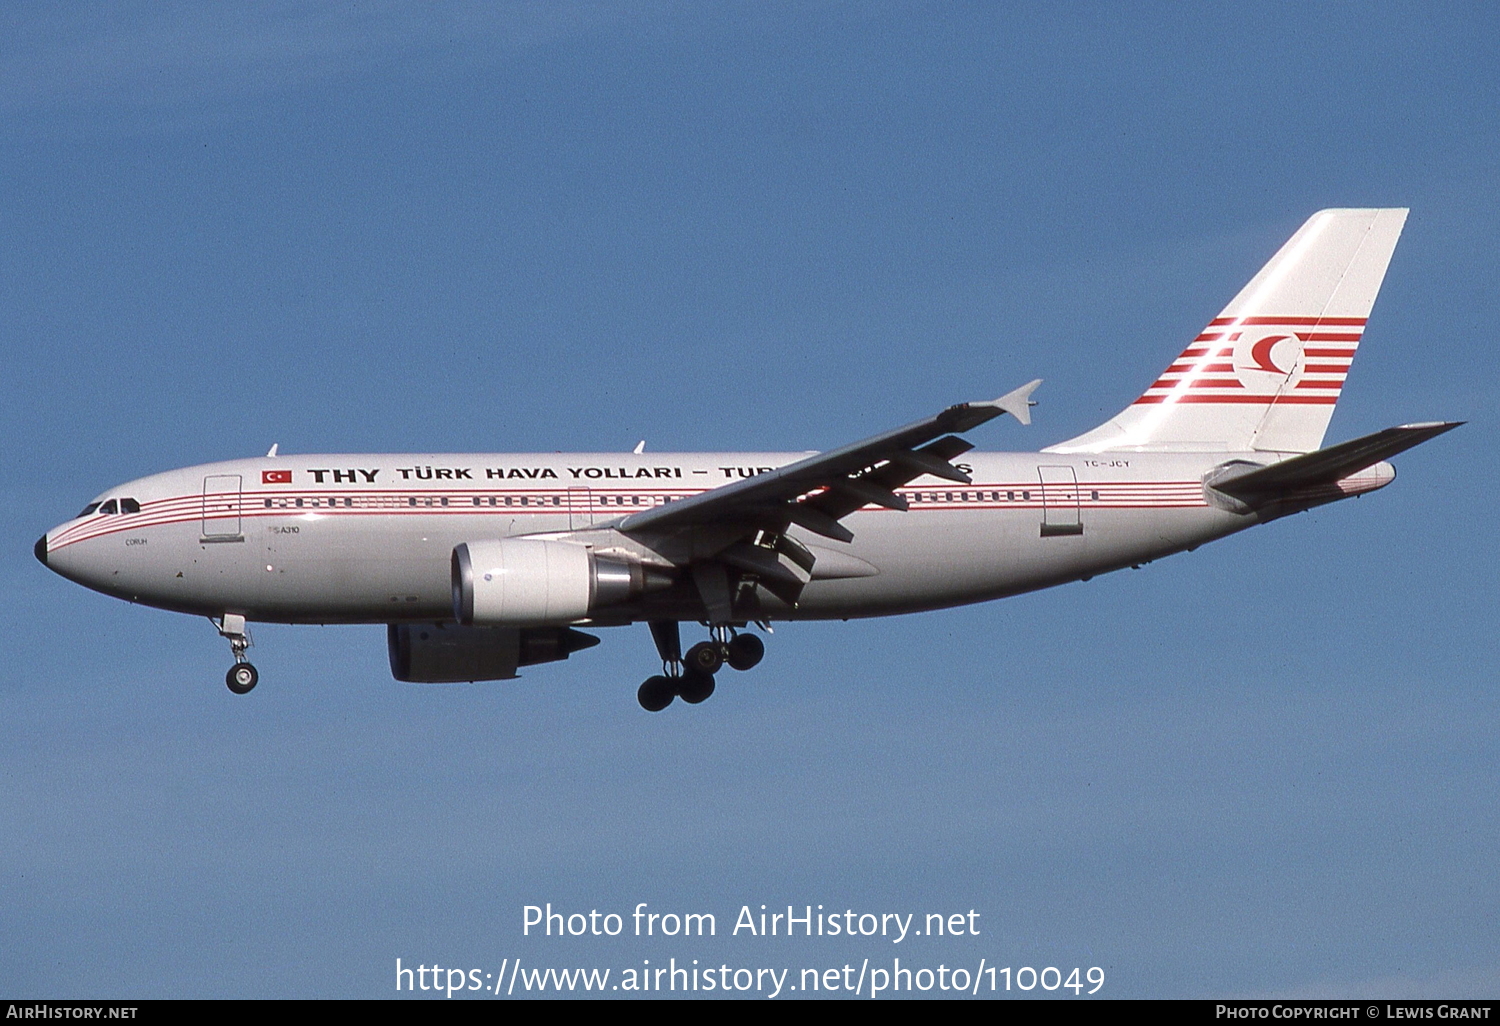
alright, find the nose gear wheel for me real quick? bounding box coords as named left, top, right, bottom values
left=226, top=662, right=259, bottom=694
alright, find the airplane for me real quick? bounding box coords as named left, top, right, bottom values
left=36, top=208, right=1459, bottom=711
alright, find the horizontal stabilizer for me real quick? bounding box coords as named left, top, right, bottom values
left=1210, top=421, right=1461, bottom=501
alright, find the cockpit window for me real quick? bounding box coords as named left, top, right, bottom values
left=78, top=502, right=101, bottom=518
left=120, top=498, right=141, bottom=514
left=98, top=499, right=118, bottom=515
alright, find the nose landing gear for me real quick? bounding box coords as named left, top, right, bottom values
left=637, top=621, right=763, bottom=711
left=215, top=614, right=259, bottom=695
left=226, top=662, right=259, bottom=695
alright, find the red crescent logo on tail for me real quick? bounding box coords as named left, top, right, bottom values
left=1249, top=334, right=1293, bottom=374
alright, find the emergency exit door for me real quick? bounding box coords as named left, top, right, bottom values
left=568, top=487, right=594, bottom=531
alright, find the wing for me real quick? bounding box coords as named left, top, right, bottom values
left=611, top=380, right=1041, bottom=614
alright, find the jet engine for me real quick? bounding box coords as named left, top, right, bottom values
left=451, top=538, right=654, bottom=627
left=387, top=622, right=601, bottom=683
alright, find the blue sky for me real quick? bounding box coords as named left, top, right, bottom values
left=3, top=2, right=1497, bottom=999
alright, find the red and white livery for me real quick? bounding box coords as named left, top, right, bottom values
left=36, top=209, right=1458, bottom=710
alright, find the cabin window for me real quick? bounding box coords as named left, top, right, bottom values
left=1091, top=490, right=1100, bottom=501
left=408, top=498, right=417, bottom=507
left=441, top=497, right=449, bottom=507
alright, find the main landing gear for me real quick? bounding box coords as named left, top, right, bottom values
left=637, top=621, right=765, bottom=712
left=215, top=614, right=259, bottom=695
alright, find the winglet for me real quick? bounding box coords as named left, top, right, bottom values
left=991, top=379, right=1042, bottom=426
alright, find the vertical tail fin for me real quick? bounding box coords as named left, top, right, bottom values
left=1046, top=208, right=1408, bottom=454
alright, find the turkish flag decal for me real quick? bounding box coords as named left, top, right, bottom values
left=262, top=470, right=292, bottom=484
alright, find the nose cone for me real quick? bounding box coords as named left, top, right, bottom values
left=34, top=534, right=48, bottom=566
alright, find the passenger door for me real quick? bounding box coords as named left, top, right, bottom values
left=1037, top=465, right=1083, bottom=537
left=202, top=474, right=243, bottom=539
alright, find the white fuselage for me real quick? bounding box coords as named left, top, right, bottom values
left=41, top=449, right=1300, bottom=627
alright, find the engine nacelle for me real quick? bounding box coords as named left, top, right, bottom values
left=452, top=538, right=647, bottom=627
left=387, top=622, right=601, bottom=683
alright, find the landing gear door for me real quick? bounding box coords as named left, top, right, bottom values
left=1038, top=465, right=1083, bottom=537
left=568, top=486, right=594, bottom=531
left=202, top=474, right=243, bottom=540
